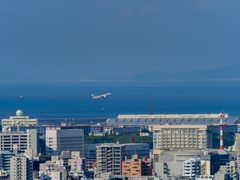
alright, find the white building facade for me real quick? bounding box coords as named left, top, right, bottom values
left=10, top=156, right=33, bottom=180
left=46, top=128, right=84, bottom=156
left=0, top=129, right=38, bottom=156
left=1, top=110, right=38, bottom=128
left=183, top=158, right=201, bottom=177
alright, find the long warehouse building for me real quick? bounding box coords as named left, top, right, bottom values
left=106, top=114, right=239, bottom=126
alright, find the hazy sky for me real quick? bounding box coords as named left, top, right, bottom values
left=0, top=0, right=240, bottom=79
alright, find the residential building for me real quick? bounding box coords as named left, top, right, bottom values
left=200, top=151, right=229, bottom=175
left=153, top=125, right=212, bottom=150
left=0, top=170, right=9, bottom=180
left=68, top=151, right=85, bottom=172
left=217, top=161, right=238, bottom=180
left=46, top=128, right=84, bottom=156
left=50, top=172, right=62, bottom=180
left=53, top=166, right=68, bottom=180
left=0, top=129, right=39, bottom=156
left=234, top=133, right=240, bottom=172
left=10, top=156, right=33, bottom=180
left=96, top=143, right=149, bottom=177
left=1, top=110, right=38, bottom=128
left=122, top=154, right=152, bottom=176
left=182, top=158, right=201, bottom=177
left=195, top=175, right=214, bottom=180
left=0, top=151, right=15, bottom=172
left=84, top=144, right=101, bottom=171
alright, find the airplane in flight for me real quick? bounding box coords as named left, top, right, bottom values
left=91, top=93, right=112, bottom=99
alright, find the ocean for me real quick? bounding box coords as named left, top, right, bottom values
left=0, top=85, right=239, bottom=123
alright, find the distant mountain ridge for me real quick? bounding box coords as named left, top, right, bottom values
left=132, top=63, right=240, bottom=82
left=1, top=63, right=240, bottom=84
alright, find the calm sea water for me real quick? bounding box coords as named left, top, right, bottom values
left=0, top=86, right=239, bottom=120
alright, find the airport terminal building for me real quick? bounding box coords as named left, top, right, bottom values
left=106, top=114, right=238, bottom=126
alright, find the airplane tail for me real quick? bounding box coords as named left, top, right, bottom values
left=91, top=94, right=95, bottom=97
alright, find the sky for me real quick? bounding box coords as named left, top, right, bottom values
left=0, top=0, right=240, bottom=80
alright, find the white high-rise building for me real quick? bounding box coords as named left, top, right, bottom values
left=10, top=156, right=33, bottom=180
left=183, top=158, right=201, bottom=177
left=1, top=110, right=38, bottom=128
left=46, top=128, right=84, bottom=156
left=0, top=129, right=39, bottom=156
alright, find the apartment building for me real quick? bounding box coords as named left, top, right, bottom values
left=46, top=128, right=84, bottom=156
left=182, top=158, right=201, bottom=177
left=0, top=129, right=38, bottom=156
left=10, top=156, right=33, bottom=180
left=153, top=125, right=212, bottom=150
left=0, top=151, right=15, bottom=172
left=96, top=143, right=149, bottom=177
left=122, top=154, right=152, bottom=176
left=218, top=161, right=238, bottom=180
left=234, top=133, right=240, bottom=172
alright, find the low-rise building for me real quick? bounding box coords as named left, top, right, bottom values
left=154, top=161, right=183, bottom=177
left=103, top=125, right=140, bottom=135
left=122, top=154, right=152, bottom=176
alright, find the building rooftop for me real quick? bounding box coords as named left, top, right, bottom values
left=106, top=114, right=239, bottom=126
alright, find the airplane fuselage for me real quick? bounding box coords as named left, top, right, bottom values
left=91, top=93, right=112, bottom=99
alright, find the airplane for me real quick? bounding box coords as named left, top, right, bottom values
left=91, top=93, right=112, bottom=99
